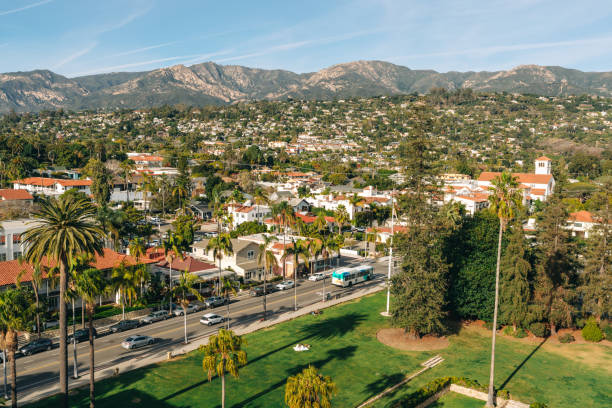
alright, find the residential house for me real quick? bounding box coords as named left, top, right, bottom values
left=567, top=210, right=598, bottom=239
left=0, top=189, right=34, bottom=207
left=192, top=238, right=266, bottom=281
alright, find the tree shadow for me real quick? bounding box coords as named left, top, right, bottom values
left=100, top=389, right=191, bottom=408
left=499, top=337, right=548, bottom=390
left=362, top=372, right=406, bottom=404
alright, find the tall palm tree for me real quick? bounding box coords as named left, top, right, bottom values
left=334, top=233, right=345, bottom=267
left=171, top=270, right=203, bottom=344
left=119, top=159, right=135, bottom=204
left=313, top=212, right=327, bottom=235
left=285, top=365, right=337, bottom=408
left=282, top=239, right=310, bottom=311
left=138, top=173, right=155, bottom=215
left=257, top=234, right=278, bottom=320
left=272, top=201, right=295, bottom=279
left=220, top=278, right=238, bottom=329
left=485, top=172, right=522, bottom=407
left=18, top=260, right=44, bottom=337
left=22, top=195, right=104, bottom=408
left=163, top=233, right=185, bottom=314
left=110, top=261, right=138, bottom=320
left=173, top=181, right=190, bottom=214
left=202, top=329, right=247, bottom=408
left=253, top=187, right=269, bottom=225
left=334, top=205, right=350, bottom=234
left=206, top=233, right=234, bottom=296
left=129, top=238, right=147, bottom=295
left=0, top=286, right=34, bottom=408
left=308, top=237, right=323, bottom=275
left=71, top=268, right=106, bottom=408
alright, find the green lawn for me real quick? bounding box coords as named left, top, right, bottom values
left=28, top=293, right=611, bottom=408
left=428, top=392, right=484, bottom=408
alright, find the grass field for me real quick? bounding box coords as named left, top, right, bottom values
left=27, top=292, right=611, bottom=408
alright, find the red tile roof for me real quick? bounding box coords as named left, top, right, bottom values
left=478, top=172, right=553, bottom=184
left=0, top=189, right=33, bottom=200
left=156, top=256, right=216, bottom=273
left=535, top=156, right=552, bottom=161
left=12, top=177, right=92, bottom=187
left=366, top=226, right=408, bottom=234
left=569, top=211, right=594, bottom=223
left=0, top=249, right=155, bottom=287
left=130, top=155, right=164, bottom=162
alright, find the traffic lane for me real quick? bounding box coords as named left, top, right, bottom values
left=15, top=275, right=385, bottom=394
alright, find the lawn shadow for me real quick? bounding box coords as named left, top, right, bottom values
left=499, top=337, right=548, bottom=390
left=230, top=345, right=357, bottom=408
left=360, top=372, right=406, bottom=405
left=100, top=389, right=190, bottom=408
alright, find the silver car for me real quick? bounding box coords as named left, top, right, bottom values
left=199, top=313, right=225, bottom=326
left=276, top=280, right=295, bottom=290
left=140, top=310, right=170, bottom=324
left=172, top=304, right=199, bottom=316
left=121, top=335, right=154, bottom=350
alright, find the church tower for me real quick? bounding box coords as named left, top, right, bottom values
left=535, top=156, right=552, bottom=175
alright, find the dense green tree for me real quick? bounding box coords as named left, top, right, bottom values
left=285, top=365, right=337, bottom=408
left=84, top=158, right=112, bottom=206
left=499, top=222, right=531, bottom=329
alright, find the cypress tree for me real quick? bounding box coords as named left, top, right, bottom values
left=499, top=222, right=531, bottom=330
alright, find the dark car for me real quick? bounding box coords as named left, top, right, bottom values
left=67, top=328, right=97, bottom=344
left=249, top=284, right=277, bottom=297
left=109, top=319, right=140, bottom=333
left=19, top=338, right=53, bottom=356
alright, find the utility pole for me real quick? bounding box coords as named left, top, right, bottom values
left=384, top=188, right=395, bottom=316
left=3, top=349, right=8, bottom=400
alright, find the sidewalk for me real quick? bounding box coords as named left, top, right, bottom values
left=18, top=280, right=386, bottom=405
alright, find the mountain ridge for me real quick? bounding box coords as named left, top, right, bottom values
left=2, top=60, right=612, bottom=112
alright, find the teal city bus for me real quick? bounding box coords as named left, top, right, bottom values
left=331, top=265, right=374, bottom=287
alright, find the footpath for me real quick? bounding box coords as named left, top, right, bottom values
left=18, top=278, right=387, bottom=405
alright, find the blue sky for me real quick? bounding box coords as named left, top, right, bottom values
left=1, top=0, right=612, bottom=77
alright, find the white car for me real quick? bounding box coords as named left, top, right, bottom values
left=121, top=335, right=154, bottom=350
left=308, top=273, right=325, bottom=282
left=276, top=280, right=295, bottom=290
left=200, top=313, right=226, bottom=326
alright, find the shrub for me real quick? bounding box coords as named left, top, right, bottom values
left=558, top=333, right=575, bottom=343
left=601, top=324, right=612, bottom=340
left=503, top=326, right=514, bottom=336
left=392, top=377, right=453, bottom=407
left=530, top=402, right=548, bottom=408
left=582, top=318, right=604, bottom=342
left=514, top=327, right=527, bottom=338
left=529, top=322, right=549, bottom=338
left=484, top=321, right=502, bottom=331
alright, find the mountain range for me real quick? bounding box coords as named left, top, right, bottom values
left=2, top=60, right=612, bottom=112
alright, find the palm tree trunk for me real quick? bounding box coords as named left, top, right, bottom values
left=293, top=255, right=298, bottom=311
left=33, top=287, right=40, bottom=337
left=486, top=219, right=504, bottom=407
left=221, top=372, right=226, bottom=408
left=169, top=265, right=173, bottom=315
left=263, top=267, right=268, bottom=320
left=59, top=261, right=69, bottom=408
left=9, top=345, right=16, bottom=408
left=183, top=306, right=188, bottom=344
left=88, top=306, right=95, bottom=408
left=283, top=221, right=287, bottom=280
left=217, top=259, right=222, bottom=297
left=226, top=298, right=230, bottom=329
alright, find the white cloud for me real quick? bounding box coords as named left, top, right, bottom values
left=109, top=42, right=177, bottom=58
left=53, top=43, right=98, bottom=69
left=0, top=0, right=52, bottom=17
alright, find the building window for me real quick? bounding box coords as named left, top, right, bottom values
left=245, top=272, right=252, bottom=280
left=0, top=235, right=4, bottom=246
left=247, top=250, right=255, bottom=260
left=13, top=251, right=21, bottom=259
left=13, top=234, right=21, bottom=244
left=0, top=253, right=6, bottom=261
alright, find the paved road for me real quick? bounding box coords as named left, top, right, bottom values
left=6, top=257, right=392, bottom=400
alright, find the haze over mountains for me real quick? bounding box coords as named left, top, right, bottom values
left=2, top=60, right=612, bottom=112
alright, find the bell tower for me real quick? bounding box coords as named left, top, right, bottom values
left=535, top=156, right=552, bottom=175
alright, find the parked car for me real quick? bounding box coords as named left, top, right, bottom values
left=249, top=284, right=277, bottom=297
left=140, top=310, right=170, bottom=324
left=199, top=313, right=226, bottom=326
left=275, top=280, right=295, bottom=290
left=172, top=304, right=200, bottom=316
left=204, top=296, right=227, bottom=308
left=308, top=273, right=325, bottom=282
left=19, top=338, right=53, bottom=356
left=109, top=319, right=140, bottom=333
left=67, top=328, right=97, bottom=344
left=121, top=335, right=155, bottom=350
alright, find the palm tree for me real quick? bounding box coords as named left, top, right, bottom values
left=19, top=260, right=44, bottom=337
left=485, top=172, right=522, bottom=407
left=138, top=173, right=155, bottom=215
left=285, top=365, right=337, bottom=408
left=253, top=188, right=269, bottom=225
left=173, top=181, right=190, bottom=214
left=119, top=159, right=135, bottom=204
left=171, top=270, right=203, bottom=344
left=257, top=234, right=278, bottom=320
left=334, top=205, right=350, bottom=234
left=282, top=239, right=310, bottom=311
left=110, top=261, right=138, bottom=320
left=334, top=233, right=345, bottom=267
left=220, top=278, right=238, bottom=329
left=206, top=234, right=234, bottom=296
left=308, top=237, right=323, bottom=275
left=313, top=212, right=327, bottom=235
left=163, top=233, right=185, bottom=315
left=201, top=329, right=247, bottom=408
left=22, top=195, right=104, bottom=408
left=0, top=286, right=34, bottom=408
left=129, top=238, right=147, bottom=295
left=71, top=268, right=106, bottom=408
left=272, top=202, right=296, bottom=279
